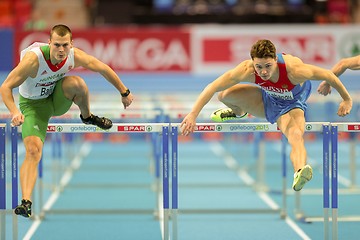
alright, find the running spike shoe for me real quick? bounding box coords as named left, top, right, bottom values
left=211, top=108, right=248, bottom=122
left=80, top=114, right=113, bottom=130
left=292, top=165, right=313, bottom=191
left=14, top=199, right=32, bottom=218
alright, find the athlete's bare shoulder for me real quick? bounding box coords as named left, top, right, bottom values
left=73, top=47, right=86, bottom=59
left=73, top=47, right=91, bottom=67
left=282, top=54, right=304, bottom=68
left=22, top=51, right=38, bottom=67
left=18, top=51, right=39, bottom=77
left=283, top=54, right=315, bottom=83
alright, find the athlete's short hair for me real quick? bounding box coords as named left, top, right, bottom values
left=50, top=24, right=72, bottom=40
left=250, top=39, right=277, bottom=60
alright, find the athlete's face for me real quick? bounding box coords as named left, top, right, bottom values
left=49, top=33, right=72, bottom=64
left=253, top=57, right=277, bottom=80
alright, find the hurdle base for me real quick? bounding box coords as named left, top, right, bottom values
left=301, top=216, right=360, bottom=223
left=43, top=209, right=157, bottom=215
left=172, top=209, right=178, bottom=240
left=178, top=208, right=281, bottom=214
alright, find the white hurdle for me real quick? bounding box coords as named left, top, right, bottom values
left=169, top=122, right=342, bottom=240
left=6, top=123, right=171, bottom=240
left=297, top=123, right=360, bottom=240
left=3, top=121, right=360, bottom=240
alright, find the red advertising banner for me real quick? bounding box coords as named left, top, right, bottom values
left=202, top=36, right=335, bottom=64
left=14, top=27, right=191, bottom=72
left=191, top=26, right=339, bottom=73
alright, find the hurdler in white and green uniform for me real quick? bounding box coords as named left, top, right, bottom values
left=1, top=24, right=132, bottom=219
left=19, top=42, right=74, bottom=142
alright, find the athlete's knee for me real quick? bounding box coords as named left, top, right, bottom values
left=75, top=76, right=88, bottom=89
left=24, top=138, right=43, bottom=162
left=217, top=91, right=225, bottom=102
left=64, top=76, right=88, bottom=92
left=218, top=86, right=249, bottom=103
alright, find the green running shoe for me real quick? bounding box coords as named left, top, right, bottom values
left=210, top=108, right=248, bottom=122
left=14, top=199, right=32, bottom=218
left=292, top=165, right=313, bottom=191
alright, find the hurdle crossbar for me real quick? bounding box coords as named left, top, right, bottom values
left=175, top=122, right=327, bottom=133
left=45, top=123, right=165, bottom=133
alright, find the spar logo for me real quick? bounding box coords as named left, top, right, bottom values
left=47, top=125, right=56, bottom=132
left=229, top=124, right=270, bottom=131
left=194, top=125, right=215, bottom=131
left=47, top=125, right=64, bottom=132
left=117, top=125, right=153, bottom=132
left=348, top=125, right=360, bottom=131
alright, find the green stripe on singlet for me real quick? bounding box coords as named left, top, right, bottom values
left=40, top=45, right=50, bottom=60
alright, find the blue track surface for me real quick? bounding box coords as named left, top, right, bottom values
left=2, top=135, right=360, bottom=240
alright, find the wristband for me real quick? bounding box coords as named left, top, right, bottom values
left=121, top=89, right=130, bottom=97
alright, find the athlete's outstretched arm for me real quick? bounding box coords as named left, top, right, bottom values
left=318, top=55, right=360, bottom=95
left=180, top=61, right=252, bottom=135
left=332, top=56, right=360, bottom=76
left=291, top=62, right=352, bottom=116
left=73, top=48, right=133, bottom=108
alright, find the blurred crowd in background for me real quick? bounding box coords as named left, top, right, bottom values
left=0, top=0, right=359, bottom=30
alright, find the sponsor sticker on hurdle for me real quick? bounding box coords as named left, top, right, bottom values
left=118, top=125, right=153, bottom=132
left=348, top=124, right=360, bottom=131
left=69, top=126, right=97, bottom=132
left=46, top=125, right=64, bottom=132
left=47, top=125, right=101, bottom=132
left=47, top=125, right=57, bottom=132
left=228, top=124, right=270, bottom=132
left=194, top=125, right=216, bottom=131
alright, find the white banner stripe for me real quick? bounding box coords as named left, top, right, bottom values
left=173, top=122, right=330, bottom=133
left=14, top=123, right=167, bottom=133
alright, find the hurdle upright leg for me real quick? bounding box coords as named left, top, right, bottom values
left=349, top=133, right=357, bottom=188
left=162, top=125, right=170, bottom=240
left=11, top=126, right=18, bottom=240
left=171, top=125, right=178, bottom=240
left=331, top=125, right=338, bottom=240
left=151, top=131, right=162, bottom=219
left=254, top=132, right=266, bottom=191
left=322, top=124, right=330, bottom=240
left=0, top=124, right=6, bottom=240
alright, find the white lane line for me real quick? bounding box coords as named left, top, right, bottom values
left=210, top=142, right=311, bottom=240
left=23, top=142, right=91, bottom=240
left=285, top=217, right=311, bottom=240
left=158, top=191, right=164, bottom=240
left=257, top=191, right=280, bottom=210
